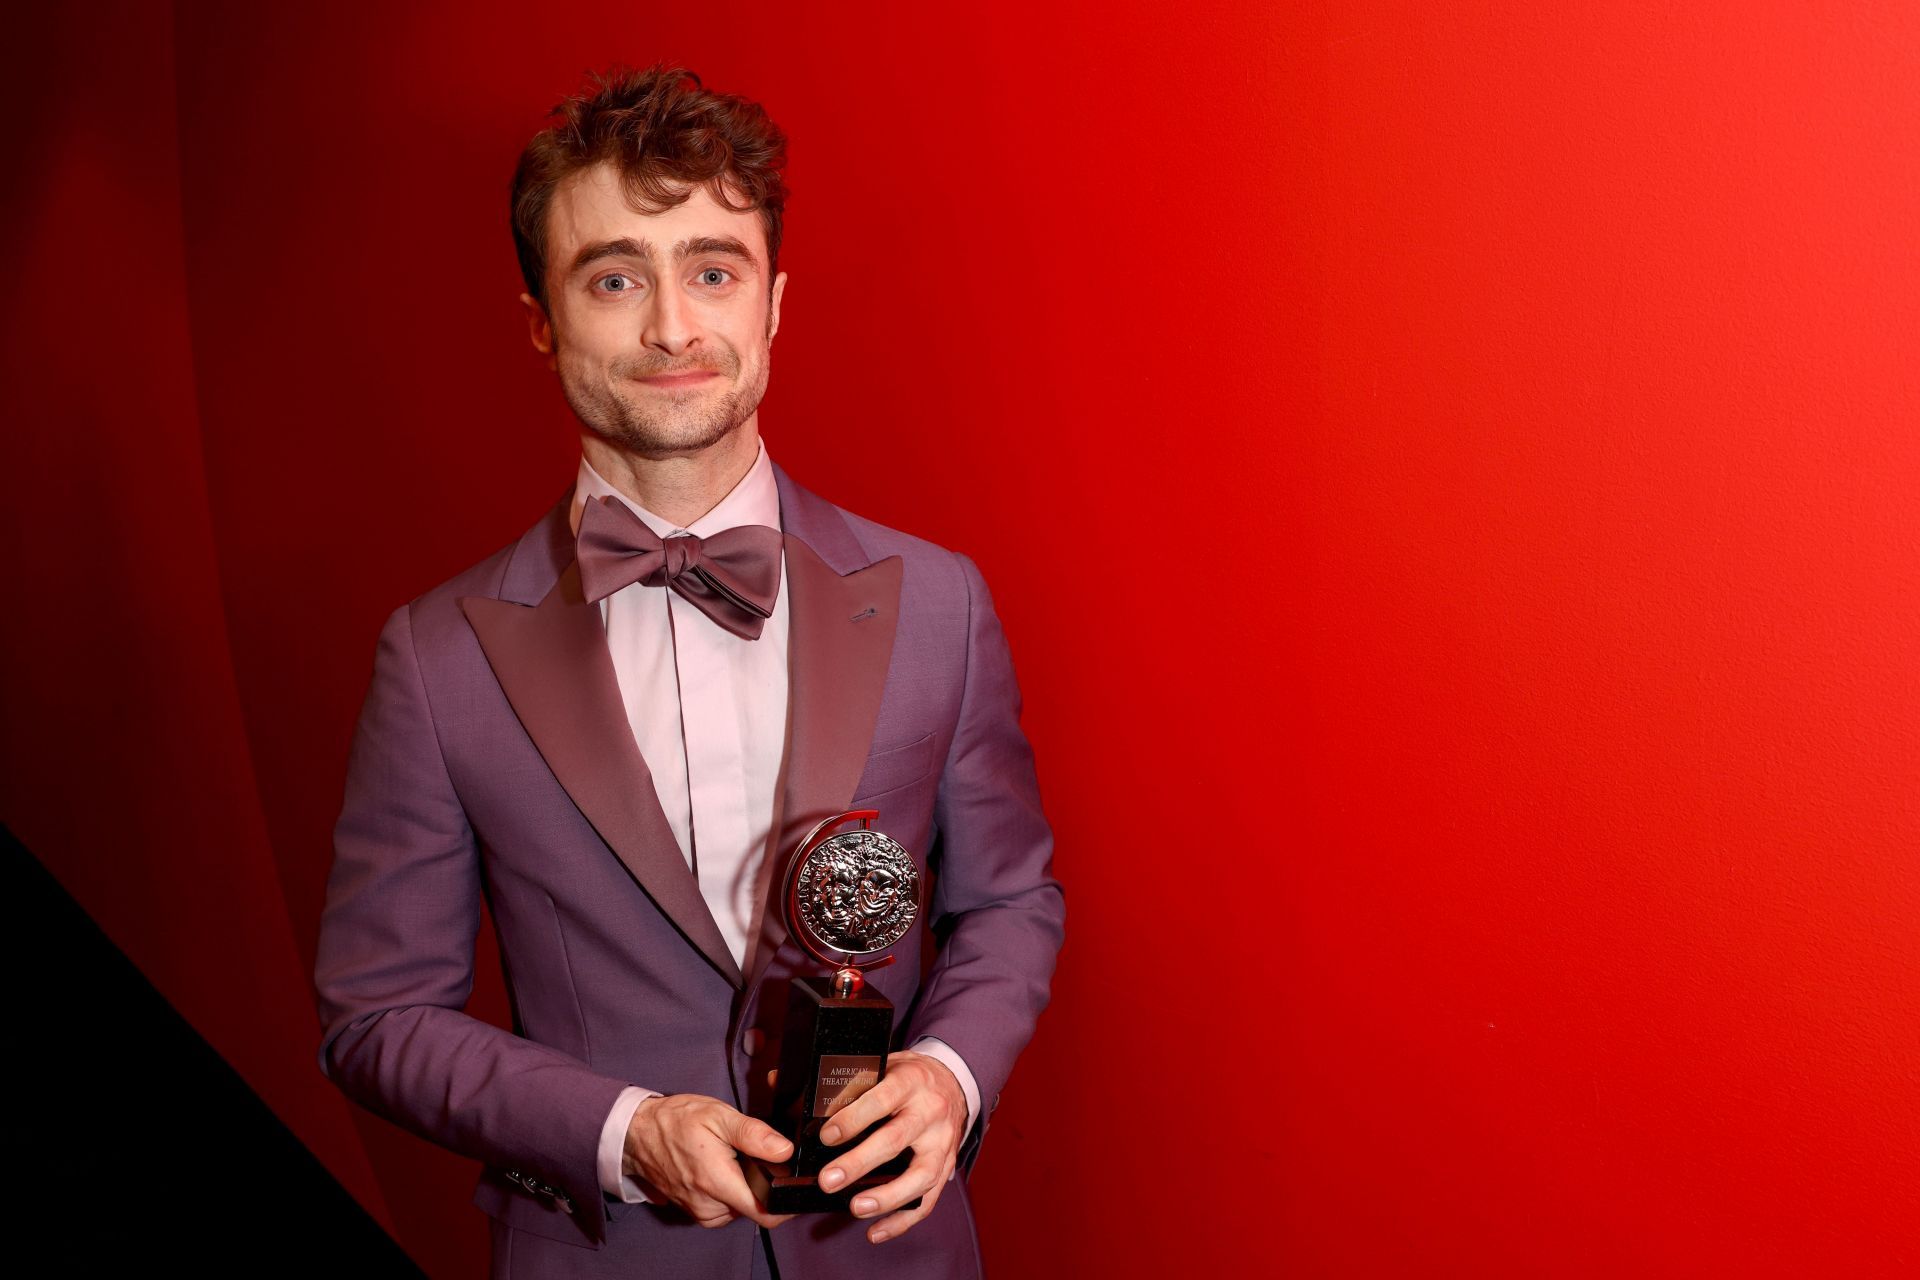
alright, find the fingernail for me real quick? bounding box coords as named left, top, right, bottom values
left=821, top=1125, right=841, bottom=1144
left=853, top=1196, right=878, bottom=1215
left=821, top=1167, right=846, bottom=1190
left=871, top=1229, right=891, bottom=1243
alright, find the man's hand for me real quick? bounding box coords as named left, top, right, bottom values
left=624, top=1093, right=798, bottom=1230
left=814, top=1049, right=968, bottom=1245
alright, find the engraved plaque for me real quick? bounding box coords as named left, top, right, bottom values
left=814, top=1055, right=882, bottom=1118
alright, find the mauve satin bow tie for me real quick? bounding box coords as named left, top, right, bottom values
left=575, top=495, right=783, bottom=641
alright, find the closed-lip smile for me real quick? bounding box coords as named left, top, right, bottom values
left=637, top=370, right=718, bottom=387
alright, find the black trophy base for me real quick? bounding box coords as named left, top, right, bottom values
left=743, top=1150, right=916, bottom=1215
left=746, top=975, right=923, bottom=1215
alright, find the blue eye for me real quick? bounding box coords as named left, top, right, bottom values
left=698, top=267, right=732, bottom=286
left=599, top=274, right=633, bottom=292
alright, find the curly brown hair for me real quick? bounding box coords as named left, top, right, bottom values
left=510, top=63, right=790, bottom=307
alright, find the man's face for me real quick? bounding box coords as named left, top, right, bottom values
left=521, top=161, right=787, bottom=458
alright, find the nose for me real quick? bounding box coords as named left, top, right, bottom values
left=641, top=280, right=699, bottom=359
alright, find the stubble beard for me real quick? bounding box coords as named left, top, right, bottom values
left=559, top=341, right=771, bottom=461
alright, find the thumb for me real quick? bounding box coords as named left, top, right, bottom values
left=728, top=1110, right=795, bottom=1162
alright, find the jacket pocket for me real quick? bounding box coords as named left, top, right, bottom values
left=852, top=731, right=936, bottom=802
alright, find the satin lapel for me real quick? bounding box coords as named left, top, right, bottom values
left=460, top=560, right=745, bottom=989
left=741, top=533, right=903, bottom=995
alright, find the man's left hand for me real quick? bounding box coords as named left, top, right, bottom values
left=814, top=1049, right=967, bottom=1245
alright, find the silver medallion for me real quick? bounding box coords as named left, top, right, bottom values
left=786, top=822, right=920, bottom=961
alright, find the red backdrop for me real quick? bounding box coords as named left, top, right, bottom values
left=4, top=3, right=1915, bottom=1275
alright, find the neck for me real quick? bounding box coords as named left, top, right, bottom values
left=580, top=419, right=761, bottom=528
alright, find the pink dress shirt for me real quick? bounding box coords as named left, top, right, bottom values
left=572, top=440, right=980, bottom=1203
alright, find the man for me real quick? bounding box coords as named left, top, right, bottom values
left=312, top=63, right=1064, bottom=1280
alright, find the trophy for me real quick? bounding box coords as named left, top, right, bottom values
left=744, top=809, right=926, bottom=1214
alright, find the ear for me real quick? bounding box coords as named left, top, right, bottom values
left=519, top=291, right=557, bottom=369
left=767, top=270, right=787, bottom=343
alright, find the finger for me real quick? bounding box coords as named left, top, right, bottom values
left=849, top=1142, right=946, bottom=1223
left=819, top=1072, right=908, bottom=1147
left=682, top=1183, right=739, bottom=1228
left=718, top=1108, right=796, bottom=1164
left=818, top=1113, right=917, bottom=1191
left=765, top=1068, right=778, bottom=1088
left=705, top=1161, right=796, bottom=1231
left=864, top=1147, right=954, bottom=1245
left=867, top=1182, right=941, bottom=1245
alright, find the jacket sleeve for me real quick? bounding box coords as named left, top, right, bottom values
left=901, top=552, right=1067, bottom=1177
left=312, top=601, right=633, bottom=1246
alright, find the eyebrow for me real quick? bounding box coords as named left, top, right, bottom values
left=568, top=234, right=760, bottom=275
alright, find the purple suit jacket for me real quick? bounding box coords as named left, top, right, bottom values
left=313, top=460, right=1065, bottom=1279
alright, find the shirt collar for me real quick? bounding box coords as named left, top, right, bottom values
left=568, top=436, right=781, bottom=539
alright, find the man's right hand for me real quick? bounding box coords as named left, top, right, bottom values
left=624, top=1093, right=798, bottom=1230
